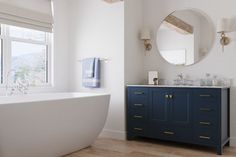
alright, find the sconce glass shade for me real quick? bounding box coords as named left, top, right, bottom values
left=217, top=18, right=231, bottom=33
left=140, top=28, right=151, bottom=40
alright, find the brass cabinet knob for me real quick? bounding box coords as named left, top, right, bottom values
left=169, top=95, right=173, bottom=99
left=165, top=94, right=169, bottom=99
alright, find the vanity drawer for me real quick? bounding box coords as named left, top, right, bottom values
left=194, top=105, right=218, bottom=117
left=129, top=97, right=148, bottom=109
left=128, top=109, right=147, bottom=122
left=150, top=126, right=192, bottom=142
left=193, top=89, right=221, bottom=103
left=129, top=87, right=148, bottom=98
left=128, top=123, right=148, bottom=137
left=194, top=116, right=218, bottom=128
left=194, top=127, right=218, bottom=145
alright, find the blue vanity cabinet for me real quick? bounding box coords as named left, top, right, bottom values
left=192, top=88, right=230, bottom=155
left=149, top=88, right=193, bottom=142
left=127, top=87, right=150, bottom=139
left=126, top=86, right=230, bottom=155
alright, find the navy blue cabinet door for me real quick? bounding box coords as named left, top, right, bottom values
left=150, top=88, right=192, bottom=127
left=149, top=88, right=170, bottom=125
left=170, top=89, right=192, bottom=127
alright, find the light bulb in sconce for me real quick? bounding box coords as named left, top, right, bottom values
left=217, top=18, right=231, bottom=52
left=140, top=28, right=152, bottom=51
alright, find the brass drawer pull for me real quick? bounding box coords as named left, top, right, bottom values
left=200, top=94, right=211, bottom=97
left=133, top=115, right=143, bottom=119
left=200, top=108, right=213, bottom=112
left=134, top=91, right=144, bottom=95
left=199, top=122, right=211, bottom=125
left=134, top=128, right=143, bottom=131
left=134, top=104, right=144, bottom=107
left=163, top=131, right=175, bottom=135
left=199, top=136, right=211, bottom=140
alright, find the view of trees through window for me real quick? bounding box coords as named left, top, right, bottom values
left=11, top=42, right=47, bottom=86
left=0, top=39, right=2, bottom=84
left=0, top=24, right=52, bottom=86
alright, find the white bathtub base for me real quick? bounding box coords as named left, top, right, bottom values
left=0, top=93, right=110, bottom=157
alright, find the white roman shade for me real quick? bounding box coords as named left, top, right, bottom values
left=0, top=0, right=53, bottom=32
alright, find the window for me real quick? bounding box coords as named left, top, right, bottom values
left=0, top=39, right=2, bottom=84
left=0, top=24, right=52, bottom=87
left=0, top=26, right=3, bottom=84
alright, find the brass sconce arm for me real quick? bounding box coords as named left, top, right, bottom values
left=217, top=18, right=232, bottom=52
left=140, top=28, right=152, bottom=51
left=144, top=39, right=152, bottom=51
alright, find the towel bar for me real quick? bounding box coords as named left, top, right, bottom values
left=77, top=58, right=109, bottom=62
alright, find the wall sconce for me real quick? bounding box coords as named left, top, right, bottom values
left=217, top=18, right=231, bottom=51
left=140, top=28, right=152, bottom=51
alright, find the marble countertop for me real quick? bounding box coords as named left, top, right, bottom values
left=126, top=84, right=230, bottom=89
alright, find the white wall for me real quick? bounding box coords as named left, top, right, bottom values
left=52, top=0, right=69, bottom=92
left=143, top=0, right=236, bottom=146
left=68, top=0, right=125, bottom=139
left=125, top=0, right=146, bottom=85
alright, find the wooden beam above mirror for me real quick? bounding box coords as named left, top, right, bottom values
left=164, top=15, right=194, bottom=35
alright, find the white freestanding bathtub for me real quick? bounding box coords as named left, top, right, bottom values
left=0, top=92, right=110, bottom=157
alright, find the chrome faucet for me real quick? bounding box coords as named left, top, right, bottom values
left=177, top=73, right=184, bottom=80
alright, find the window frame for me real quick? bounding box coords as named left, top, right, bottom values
left=0, top=24, right=53, bottom=88
left=0, top=26, right=3, bottom=84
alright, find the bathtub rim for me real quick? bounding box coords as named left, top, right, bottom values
left=0, top=92, right=110, bottom=105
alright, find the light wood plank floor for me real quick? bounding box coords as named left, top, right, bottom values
left=65, top=138, right=236, bottom=157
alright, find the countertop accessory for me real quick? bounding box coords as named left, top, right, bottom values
left=148, top=71, right=159, bottom=85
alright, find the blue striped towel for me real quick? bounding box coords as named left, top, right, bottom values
left=82, top=58, right=101, bottom=88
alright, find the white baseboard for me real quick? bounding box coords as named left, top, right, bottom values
left=99, top=129, right=126, bottom=140
left=230, top=137, right=236, bottom=147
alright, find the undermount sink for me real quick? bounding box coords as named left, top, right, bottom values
left=173, top=79, right=194, bottom=86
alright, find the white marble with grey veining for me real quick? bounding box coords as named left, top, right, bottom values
left=126, top=84, right=230, bottom=89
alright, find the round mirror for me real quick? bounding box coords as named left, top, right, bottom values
left=156, top=9, right=214, bottom=66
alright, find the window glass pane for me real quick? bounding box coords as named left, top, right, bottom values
left=11, top=41, right=48, bottom=86
left=9, top=26, right=46, bottom=42
left=0, top=40, right=2, bottom=83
